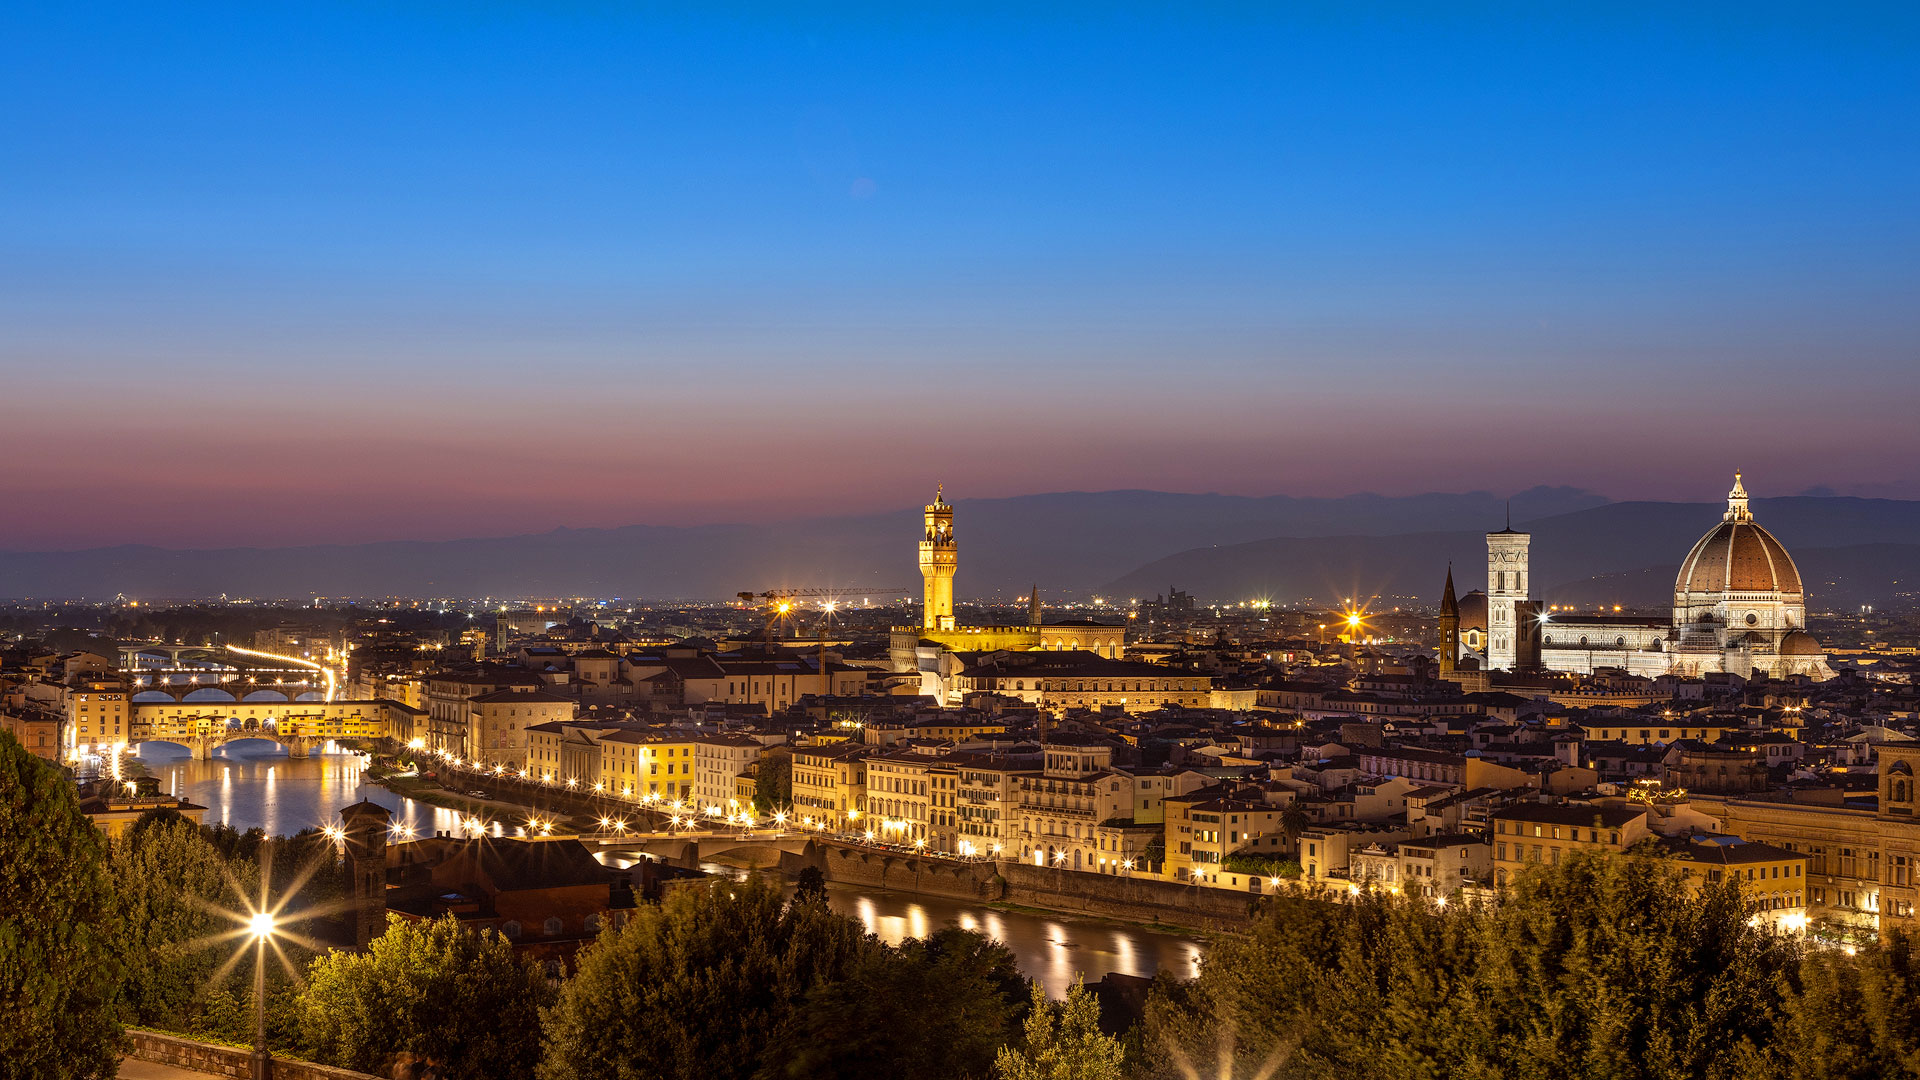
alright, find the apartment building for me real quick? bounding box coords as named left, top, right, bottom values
left=791, top=743, right=871, bottom=831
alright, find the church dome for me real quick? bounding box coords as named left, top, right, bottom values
left=1456, top=590, right=1488, bottom=631
left=1675, top=473, right=1803, bottom=596
left=1780, top=630, right=1823, bottom=656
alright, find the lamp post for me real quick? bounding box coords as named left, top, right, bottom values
left=245, top=841, right=279, bottom=1080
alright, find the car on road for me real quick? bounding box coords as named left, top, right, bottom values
left=467, top=790, right=490, bottom=799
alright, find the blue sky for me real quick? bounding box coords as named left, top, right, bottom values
left=3, top=4, right=1917, bottom=548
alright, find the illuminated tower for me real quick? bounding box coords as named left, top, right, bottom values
left=1438, top=564, right=1459, bottom=676
left=1486, top=509, right=1531, bottom=672
left=920, top=485, right=957, bottom=631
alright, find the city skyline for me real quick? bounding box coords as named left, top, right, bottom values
left=6, top=5, right=1919, bottom=549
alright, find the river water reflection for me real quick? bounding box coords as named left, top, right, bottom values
left=135, top=739, right=467, bottom=839
left=827, top=886, right=1204, bottom=998
left=139, top=743, right=1208, bottom=994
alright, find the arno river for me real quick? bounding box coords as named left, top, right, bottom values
left=137, top=742, right=1206, bottom=996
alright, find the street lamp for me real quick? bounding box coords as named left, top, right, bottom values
left=246, top=904, right=277, bottom=1080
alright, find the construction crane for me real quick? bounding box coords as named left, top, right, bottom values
left=735, top=586, right=908, bottom=699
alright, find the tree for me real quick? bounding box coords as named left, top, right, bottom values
left=995, top=978, right=1125, bottom=1080
left=1748, top=929, right=1920, bottom=1080
left=754, top=748, right=793, bottom=814
left=299, top=914, right=551, bottom=1080
left=541, top=874, right=871, bottom=1080
left=1140, top=851, right=1791, bottom=1080
left=111, top=814, right=254, bottom=1030
left=794, top=864, right=828, bottom=906
left=0, top=730, right=122, bottom=1080
left=774, top=927, right=1029, bottom=1080
left=1473, top=849, right=1788, bottom=1080
left=1278, top=805, right=1309, bottom=853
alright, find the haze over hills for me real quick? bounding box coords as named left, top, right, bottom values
left=1, top=487, right=1914, bottom=610
left=1103, top=497, right=1920, bottom=613
left=0, top=487, right=1604, bottom=601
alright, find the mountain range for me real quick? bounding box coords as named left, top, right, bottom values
left=1, top=488, right=1914, bottom=611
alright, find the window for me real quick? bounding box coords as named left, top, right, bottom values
left=502, top=921, right=522, bottom=939
left=544, top=917, right=564, bottom=936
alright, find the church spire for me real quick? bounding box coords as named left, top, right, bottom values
left=1438, top=563, right=1460, bottom=677
left=1725, top=470, right=1752, bottom=522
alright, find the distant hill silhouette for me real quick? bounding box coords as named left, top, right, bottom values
left=5, top=488, right=1913, bottom=608
left=0, top=487, right=1605, bottom=600
left=1102, top=497, right=1920, bottom=612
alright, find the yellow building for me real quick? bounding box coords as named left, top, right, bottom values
left=79, top=781, right=208, bottom=840
left=1164, top=794, right=1291, bottom=883
left=865, top=715, right=1009, bottom=744
left=1577, top=718, right=1741, bottom=745
left=1492, top=802, right=1808, bottom=927
left=1685, top=746, right=1920, bottom=941
left=792, top=743, right=871, bottom=831
left=952, top=651, right=1212, bottom=712
left=1490, top=804, right=1651, bottom=888
left=866, top=751, right=936, bottom=846
left=1665, top=837, right=1808, bottom=926
left=66, top=679, right=129, bottom=752
left=597, top=731, right=698, bottom=803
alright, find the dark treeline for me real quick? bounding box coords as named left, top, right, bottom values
left=10, top=727, right=1920, bottom=1080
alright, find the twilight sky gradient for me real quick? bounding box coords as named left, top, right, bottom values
left=4, top=4, right=1919, bottom=550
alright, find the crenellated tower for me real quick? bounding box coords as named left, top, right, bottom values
left=920, top=485, right=957, bottom=631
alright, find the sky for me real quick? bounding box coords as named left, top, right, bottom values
left=3, top=3, right=1918, bottom=550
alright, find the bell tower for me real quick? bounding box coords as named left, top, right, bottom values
left=1438, top=564, right=1460, bottom=676
left=340, top=800, right=392, bottom=949
left=920, top=485, right=957, bottom=631
left=1487, top=508, right=1531, bottom=672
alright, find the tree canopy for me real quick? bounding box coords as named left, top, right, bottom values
left=111, top=814, right=254, bottom=1030
left=996, top=978, right=1126, bottom=1080
left=1140, top=850, right=1795, bottom=1080
left=299, top=914, right=551, bottom=1080
left=0, top=730, right=122, bottom=1080
left=540, top=874, right=871, bottom=1080
left=775, top=926, right=1030, bottom=1080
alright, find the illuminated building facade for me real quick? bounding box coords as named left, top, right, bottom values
left=888, top=486, right=1127, bottom=696
left=1448, top=475, right=1832, bottom=679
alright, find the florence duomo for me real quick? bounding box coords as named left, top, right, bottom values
left=1441, top=472, right=1832, bottom=680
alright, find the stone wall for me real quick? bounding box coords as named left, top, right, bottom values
left=794, top=843, right=1005, bottom=901
left=125, top=1030, right=384, bottom=1080
left=998, top=863, right=1257, bottom=931
left=793, top=841, right=1257, bottom=930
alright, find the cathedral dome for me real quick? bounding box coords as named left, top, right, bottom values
left=1674, top=473, right=1803, bottom=596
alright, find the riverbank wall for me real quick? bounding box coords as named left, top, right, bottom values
left=997, top=862, right=1257, bottom=931
left=790, top=842, right=1256, bottom=931
left=791, top=843, right=1006, bottom=902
